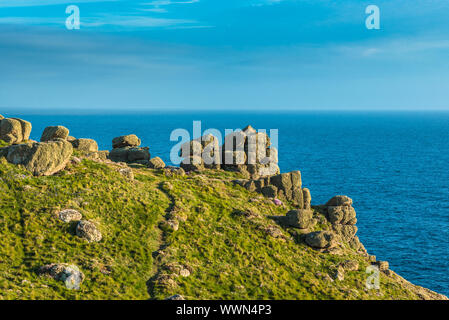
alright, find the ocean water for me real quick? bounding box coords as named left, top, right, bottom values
left=8, top=111, right=449, bottom=296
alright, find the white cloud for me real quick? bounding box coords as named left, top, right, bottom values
left=0, top=0, right=117, bottom=7
left=0, top=15, right=196, bottom=28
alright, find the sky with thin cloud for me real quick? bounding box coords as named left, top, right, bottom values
left=1, top=0, right=449, bottom=111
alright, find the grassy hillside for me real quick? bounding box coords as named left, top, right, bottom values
left=0, top=148, right=446, bottom=300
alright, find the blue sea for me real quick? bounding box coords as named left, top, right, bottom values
left=8, top=111, right=449, bottom=296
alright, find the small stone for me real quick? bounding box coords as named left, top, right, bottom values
left=39, top=263, right=84, bottom=290
left=118, top=167, right=134, bottom=180
left=76, top=220, right=102, bottom=242
left=179, top=269, right=191, bottom=277
left=340, top=260, right=359, bottom=271
left=376, top=260, right=389, bottom=271
left=58, top=209, right=82, bottom=223
left=148, top=157, right=166, bottom=169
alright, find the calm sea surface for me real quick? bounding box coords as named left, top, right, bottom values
left=9, top=111, right=449, bottom=296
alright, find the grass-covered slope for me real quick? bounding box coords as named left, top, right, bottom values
left=0, top=150, right=446, bottom=300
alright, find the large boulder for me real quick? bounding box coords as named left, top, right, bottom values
left=41, top=126, right=69, bottom=142
left=39, top=263, right=84, bottom=290
left=0, top=118, right=32, bottom=144
left=76, top=220, right=102, bottom=242
left=112, top=134, right=141, bottom=149
left=305, top=231, right=338, bottom=249
left=71, top=138, right=98, bottom=152
left=283, top=209, right=314, bottom=229
left=109, top=146, right=150, bottom=163
left=326, top=195, right=353, bottom=207
left=5, top=140, right=73, bottom=176
left=327, top=206, right=357, bottom=225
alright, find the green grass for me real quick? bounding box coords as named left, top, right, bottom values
left=0, top=155, right=441, bottom=300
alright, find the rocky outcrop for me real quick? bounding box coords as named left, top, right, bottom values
left=2, top=140, right=73, bottom=176
left=0, top=117, right=32, bottom=144
left=221, top=125, right=279, bottom=179
left=39, top=263, right=84, bottom=290
left=323, top=195, right=366, bottom=253
left=71, top=138, right=98, bottom=152
left=109, top=134, right=150, bottom=164
left=76, top=220, right=102, bottom=242
left=180, top=134, right=221, bottom=171
left=41, top=126, right=69, bottom=142
left=236, top=171, right=306, bottom=207
left=148, top=157, right=166, bottom=169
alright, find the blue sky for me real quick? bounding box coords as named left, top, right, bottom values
left=1, top=0, right=449, bottom=111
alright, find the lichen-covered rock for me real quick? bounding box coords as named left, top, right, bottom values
left=0, top=118, right=32, bottom=144
left=164, top=166, right=185, bottom=177
left=71, top=138, right=98, bottom=152
left=39, top=263, right=85, bottom=289
left=340, top=260, right=359, bottom=271
left=261, top=185, right=277, bottom=198
left=58, top=209, right=82, bottom=223
left=283, top=209, right=314, bottom=229
left=305, top=231, right=338, bottom=249
left=327, top=206, right=356, bottom=225
left=326, top=195, right=353, bottom=207
left=40, top=126, right=69, bottom=142
left=112, top=134, right=141, bottom=149
left=118, top=167, right=134, bottom=180
left=109, top=146, right=150, bottom=163
left=148, top=157, right=166, bottom=169
left=332, top=224, right=358, bottom=242
left=303, top=188, right=311, bottom=209
left=5, top=140, right=73, bottom=176
left=76, top=220, right=102, bottom=242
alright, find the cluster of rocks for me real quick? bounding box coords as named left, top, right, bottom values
left=235, top=171, right=308, bottom=208
left=323, top=195, right=366, bottom=254
left=57, top=208, right=102, bottom=243
left=108, top=134, right=150, bottom=164
left=222, top=125, right=279, bottom=179
left=0, top=116, right=32, bottom=144
left=180, top=134, right=221, bottom=171
left=0, top=121, right=111, bottom=176
left=0, top=139, right=74, bottom=176
left=40, top=209, right=103, bottom=289
left=179, top=125, right=279, bottom=179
